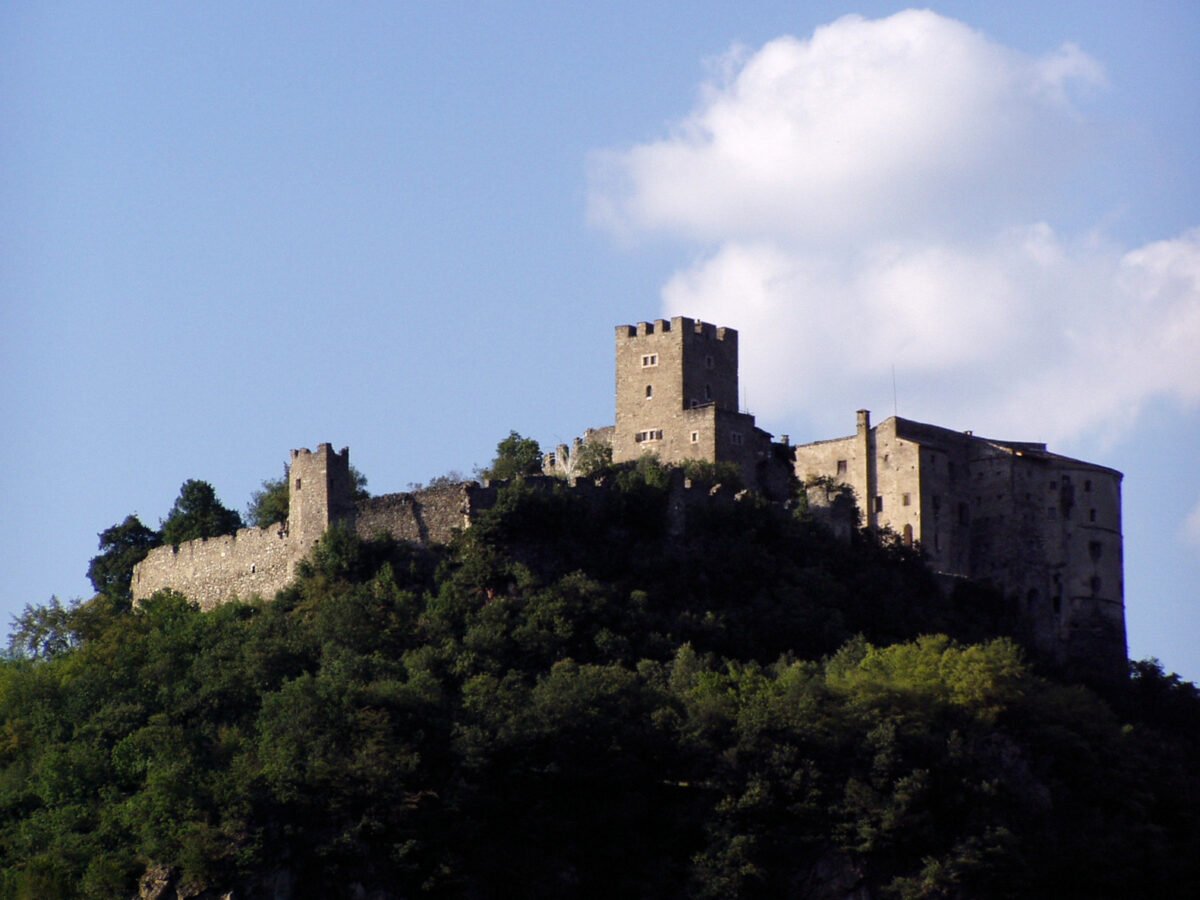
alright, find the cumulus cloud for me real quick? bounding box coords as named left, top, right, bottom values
left=589, top=9, right=1200, bottom=444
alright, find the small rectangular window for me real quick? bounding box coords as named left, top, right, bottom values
left=836, top=459, right=847, bottom=475
left=641, top=354, right=658, bottom=367
left=295, top=478, right=302, bottom=490
left=730, top=432, right=744, bottom=446
left=645, top=385, right=653, bottom=399
left=690, top=431, right=699, bottom=443
left=1089, top=508, right=1097, bottom=522
left=1084, top=479, right=1092, bottom=492
left=874, top=495, right=883, bottom=513
left=705, top=354, right=715, bottom=369
left=902, top=493, right=911, bottom=507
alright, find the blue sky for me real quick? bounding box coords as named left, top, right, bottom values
left=3, top=2, right=1197, bottom=681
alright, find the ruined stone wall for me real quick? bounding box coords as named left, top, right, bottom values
left=132, top=523, right=292, bottom=610
left=353, top=483, right=476, bottom=546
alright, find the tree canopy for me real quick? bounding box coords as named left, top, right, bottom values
left=2, top=467, right=1198, bottom=898
left=481, top=430, right=543, bottom=481
left=160, top=480, right=244, bottom=546
left=85, top=514, right=161, bottom=599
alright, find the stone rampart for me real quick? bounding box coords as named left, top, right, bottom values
left=353, top=482, right=476, bottom=545
left=132, top=523, right=292, bottom=610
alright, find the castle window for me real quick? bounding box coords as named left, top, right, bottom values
left=691, top=431, right=699, bottom=443
left=705, top=354, right=714, bottom=369
left=1084, top=479, right=1092, bottom=492
left=645, top=385, right=653, bottom=399
left=295, top=478, right=302, bottom=490
left=641, top=354, right=658, bottom=367
left=902, top=524, right=913, bottom=546
left=902, top=493, right=911, bottom=507
left=1053, top=595, right=1062, bottom=614
left=874, top=495, right=883, bottom=513
left=836, top=459, right=847, bottom=475
left=635, top=429, right=663, bottom=443
left=704, top=384, right=712, bottom=401
left=1089, top=508, right=1097, bottom=522
left=730, top=432, right=744, bottom=446
left=1089, top=541, right=1102, bottom=561
left=958, top=502, right=969, bottom=525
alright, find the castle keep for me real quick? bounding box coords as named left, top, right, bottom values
left=610, top=318, right=792, bottom=496
left=132, top=316, right=1127, bottom=680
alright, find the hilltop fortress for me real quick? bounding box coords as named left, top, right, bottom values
left=133, top=316, right=1126, bottom=680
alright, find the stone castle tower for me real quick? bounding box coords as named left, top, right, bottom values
left=613, top=317, right=780, bottom=490
left=287, top=444, right=355, bottom=553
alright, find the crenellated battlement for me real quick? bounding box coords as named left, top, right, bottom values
left=616, top=316, right=736, bottom=343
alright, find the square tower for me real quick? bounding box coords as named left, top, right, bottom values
left=288, top=443, right=354, bottom=551
left=613, top=317, right=741, bottom=466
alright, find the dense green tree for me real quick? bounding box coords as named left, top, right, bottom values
left=160, top=480, right=244, bottom=546
left=246, top=477, right=289, bottom=528
left=2, top=471, right=1199, bottom=897
left=86, top=514, right=161, bottom=598
left=480, top=430, right=543, bottom=481
left=6, top=596, right=79, bottom=659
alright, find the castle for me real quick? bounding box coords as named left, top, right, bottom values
left=132, top=316, right=1127, bottom=681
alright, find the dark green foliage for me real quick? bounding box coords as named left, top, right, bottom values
left=246, top=477, right=289, bottom=528
left=480, top=430, right=542, bottom=481
left=574, top=437, right=612, bottom=476
left=2, top=472, right=1199, bottom=898
left=86, top=514, right=161, bottom=599
left=160, top=480, right=244, bottom=547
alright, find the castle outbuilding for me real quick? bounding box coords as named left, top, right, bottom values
left=793, top=411, right=1126, bottom=681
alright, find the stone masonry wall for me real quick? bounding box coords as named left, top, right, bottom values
left=132, top=523, right=292, bottom=611
left=353, top=483, right=476, bottom=545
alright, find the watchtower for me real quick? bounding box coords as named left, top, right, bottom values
left=288, top=443, right=354, bottom=551
left=613, top=317, right=742, bottom=466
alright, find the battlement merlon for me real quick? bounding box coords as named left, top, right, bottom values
left=616, top=317, right=737, bottom=345
left=289, top=443, right=349, bottom=464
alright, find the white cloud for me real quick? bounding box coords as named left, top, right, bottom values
left=590, top=9, right=1199, bottom=445
left=589, top=10, right=1104, bottom=246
